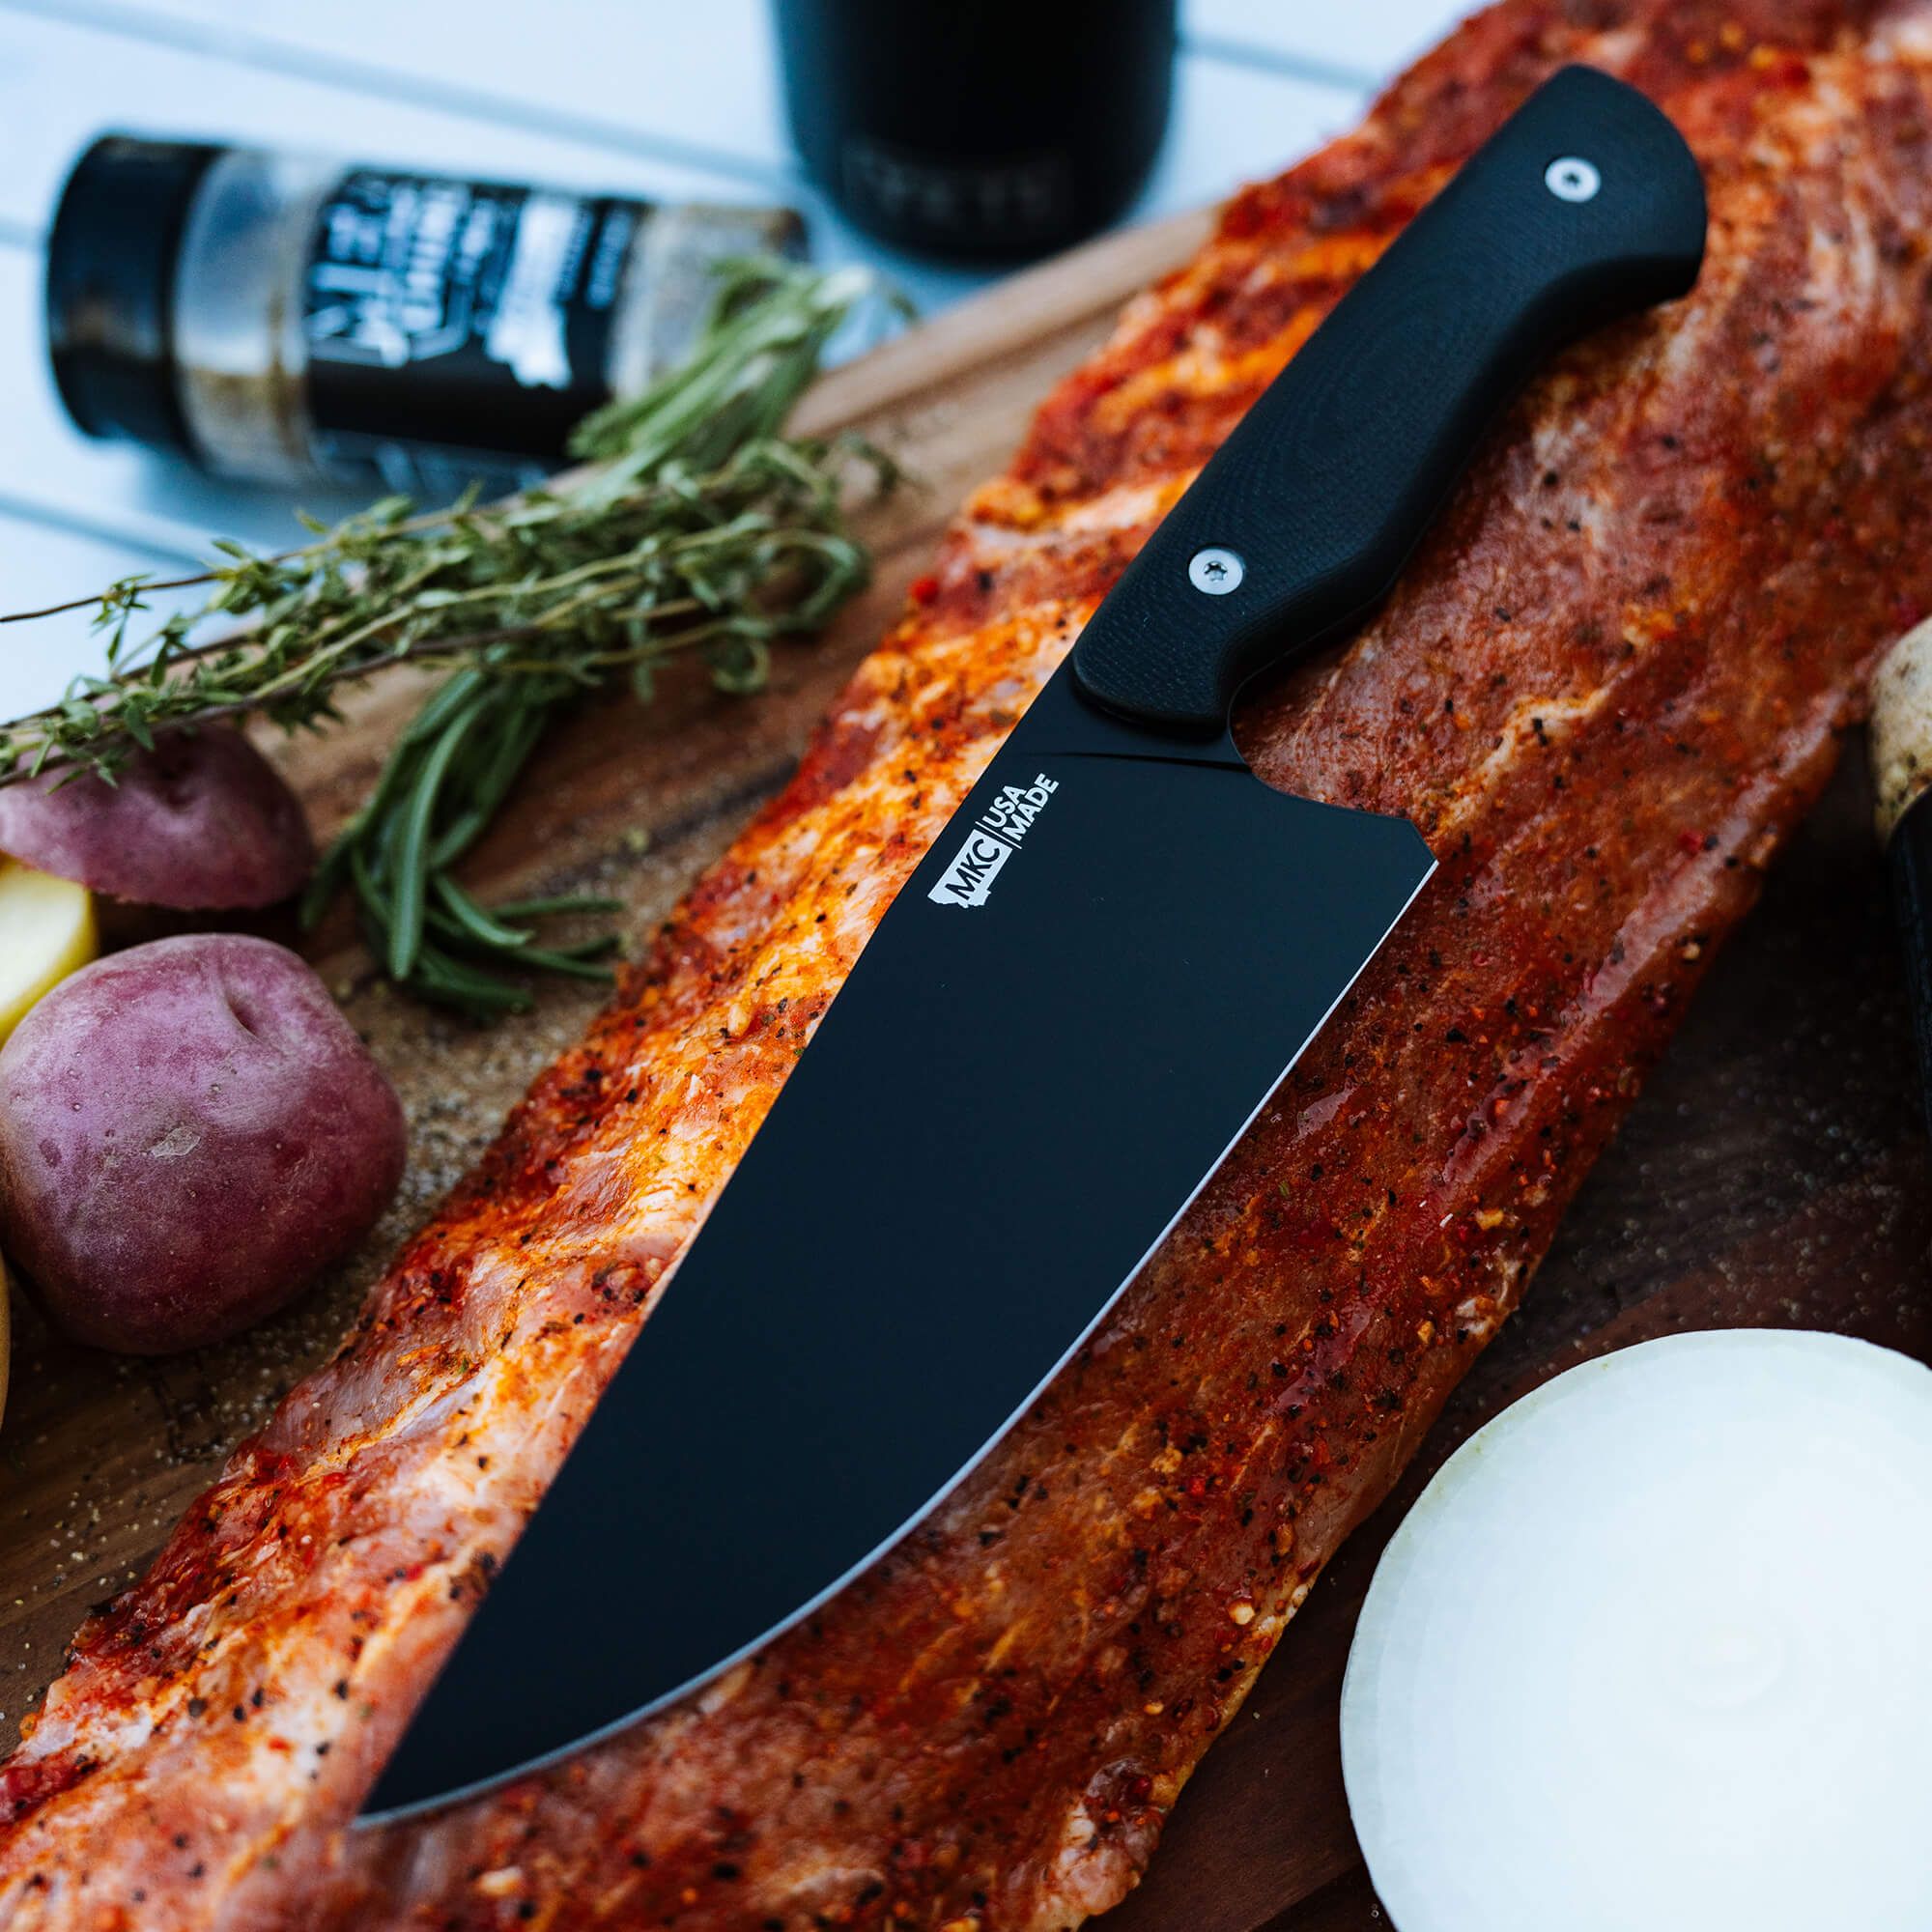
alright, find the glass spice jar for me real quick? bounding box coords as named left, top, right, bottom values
left=45, top=135, right=806, bottom=497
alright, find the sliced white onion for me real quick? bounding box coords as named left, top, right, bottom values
left=1341, top=1330, right=1932, bottom=1932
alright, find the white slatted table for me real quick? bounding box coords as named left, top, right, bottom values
left=0, top=0, right=1468, bottom=723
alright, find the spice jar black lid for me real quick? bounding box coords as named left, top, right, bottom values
left=44, top=135, right=223, bottom=457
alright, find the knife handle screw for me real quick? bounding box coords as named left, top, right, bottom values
left=1544, top=156, right=1602, bottom=203
left=1188, top=547, right=1245, bottom=596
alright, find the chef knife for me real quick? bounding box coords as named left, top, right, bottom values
left=367, top=63, right=1705, bottom=1822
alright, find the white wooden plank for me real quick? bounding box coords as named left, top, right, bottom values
left=0, top=4, right=774, bottom=243
left=12, top=0, right=797, bottom=181
left=0, top=6, right=1004, bottom=331
left=1183, top=0, right=1472, bottom=87
left=16, top=0, right=1371, bottom=228
left=0, top=516, right=203, bottom=726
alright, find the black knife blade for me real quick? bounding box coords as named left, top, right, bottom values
left=366, top=63, right=1705, bottom=1823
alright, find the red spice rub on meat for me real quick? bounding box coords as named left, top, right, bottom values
left=9, top=2, right=1932, bottom=1925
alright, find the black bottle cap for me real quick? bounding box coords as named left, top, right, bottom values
left=44, top=135, right=223, bottom=456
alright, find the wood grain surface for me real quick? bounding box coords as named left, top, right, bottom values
left=1, top=202, right=1927, bottom=1929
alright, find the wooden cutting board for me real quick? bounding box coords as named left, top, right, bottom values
left=1, top=207, right=1927, bottom=1930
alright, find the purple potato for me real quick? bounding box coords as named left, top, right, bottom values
left=0, top=728, right=313, bottom=909
left=0, top=934, right=405, bottom=1353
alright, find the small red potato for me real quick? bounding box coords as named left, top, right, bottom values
left=0, top=728, right=313, bottom=909
left=0, top=934, right=405, bottom=1353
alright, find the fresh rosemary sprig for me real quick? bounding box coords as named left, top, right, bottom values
left=0, top=258, right=897, bottom=1017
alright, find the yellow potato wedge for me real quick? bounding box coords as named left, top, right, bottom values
left=0, top=858, right=97, bottom=1045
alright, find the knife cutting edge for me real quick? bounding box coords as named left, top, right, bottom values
left=365, top=63, right=1706, bottom=1823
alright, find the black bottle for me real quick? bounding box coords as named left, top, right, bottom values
left=776, top=0, right=1177, bottom=262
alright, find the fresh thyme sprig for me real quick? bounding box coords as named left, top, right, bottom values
left=0, top=258, right=899, bottom=1017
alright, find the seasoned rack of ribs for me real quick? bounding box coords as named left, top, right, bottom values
left=7, top=0, right=1932, bottom=1924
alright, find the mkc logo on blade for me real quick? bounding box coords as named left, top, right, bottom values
left=928, top=774, right=1061, bottom=908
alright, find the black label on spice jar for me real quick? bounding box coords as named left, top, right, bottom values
left=302, top=170, right=640, bottom=487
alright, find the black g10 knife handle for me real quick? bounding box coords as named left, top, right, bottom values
left=1071, top=64, right=1706, bottom=736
